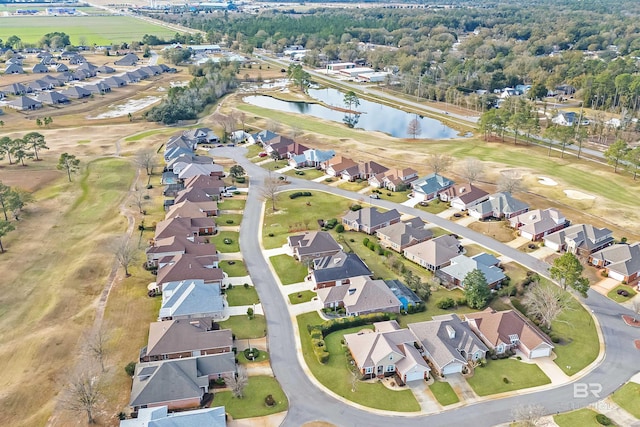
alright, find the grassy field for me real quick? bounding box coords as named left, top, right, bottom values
left=124, top=128, right=176, bottom=142
left=270, top=254, right=308, bottom=285
left=0, top=16, right=176, bottom=44
left=288, top=290, right=317, bottom=304
left=429, top=381, right=459, bottom=405
left=607, top=285, right=637, bottom=303
left=284, top=168, right=327, bottom=180
left=467, top=220, right=517, bottom=243
left=219, top=315, right=266, bottom=339
left=296, top=312, right=420, bottom=411
left=220, top=260, right=249, bottom=277
left=554, top=409, right=606, bottom=427
left=210, top=376, right=287, bottom=418
left=467, top=358, right=550, bottom=396
left=611, top=381, right=640, bottom=418
left=210, top=231, right=240, bottom=253
left=337, top=180, right=369, bottom=192
left=225, top=285, right=259, bottom=306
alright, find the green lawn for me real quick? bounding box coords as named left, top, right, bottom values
left=464, top=244, right=499, bottom=258
left=237, top=350, right=270, bottom=364
left=337, top=180, right=369, bottom=192
left=220, top=260, right=248, bottom=277
left=371, top=189, right=412, bottom=204
left=429, top=381, right=459, bottom=405
left=611, top=381, right=640, bottom=419
left=262, top=159, right=289, bottom=171
left=554, top=409, right=606, bottom=427
left=398, top=288, right=482, bottom=326
left=414, top=199, right=450, bottom=215
left=467, top=358, right=550, bottom=396
left=124, top=128, right=175, bottom=142
left=296, top=312, right=420, bottom=412
left=219, top=198, right=246, bottom=211
left=225, top=286, right=259, bottom=306
left=245, top=144, right=263, bottom=159
left=284, top=168, right=327, bottom=180
left=288, top=290, right=317, bottom=304
left=217, top=213, right=243, bottom=226
left=269, top=254, right=308, bottom=285
left=219, top=315, right=266, bottom=339
left=0, top=16, right=176, bottom=44
left=211, top=376, right=287, bottom=418
left=262, top=190, right=352, bottom=249
left=210, top=231, right=240, bottom=253
left=607, top=285, right=637, bottom=303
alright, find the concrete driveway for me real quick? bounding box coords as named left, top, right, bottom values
left=592, top=278, right=619, bottom=296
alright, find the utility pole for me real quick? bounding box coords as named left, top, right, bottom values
left=575, top=103, right=584, bottom=159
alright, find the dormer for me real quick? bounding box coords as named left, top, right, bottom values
left=445, top=325, right=456, bottom=339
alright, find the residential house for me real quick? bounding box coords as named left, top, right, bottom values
left=129, top=353, right=235, bottom=411
left=166, top=132, right=198, bottom=152
left=155, top=255, right=223, bottom=290
left=115, top=52, right=140, bottom=66
left=4, top=63, right=24, bottom=74
left=437, top=253, right=506, bottom=289
left=344, top=320, right=430, bottom=382
left=552, top=111, right=575, bottom=126
left=155, top=217, right=217, bottom=240
left=55, top=63, right=69, bottom=72
left=6, top=96, right=42, bottom=111
left=36, top=91, right=69, bottom=105
left=411, top=173, right=455, bottom=202
left=183, top=127, right=219, bottom=144
left=83, top=82, right=111, bottom=95
left=342, top=207, right=401, bottom=234
left=403, top=235, right=463, bottom=272
left=40, top=74, right=64, bottom=87
left=369, top=167, right=418, bottom=191
left=140, top=318, right=232, bottom=362
left=465, top=309, right=554, bottom=359
left=97, top=65, right=116, bottom=74
left=158, top=279, right=224, bottom=320
left=121, top=71, right=141, bottom=83
left=27, top=80, right=54, bottom=92
left=509, top=208, right=569, bottom=241
left=376, top=218, right=433, bottom=252
left=60, top=86, right=91, bottom=99
left=384, top=279, right=422, bottom=311
left=119, top=406, right=226, bottom=427
left=102, top=76, right=127, bottom=89
left=288, top=231, right=342, bottom=262
left=439, top=183, right=490, bottom=211
left=589, top=243, right=640, bottom=284
left=165, top=200, right=218, bottom=219
left=56, top=71, right=76, bottom=83
left=543, top=224, right=614, bottom=256
left=164, top=146, right=193, bottom=163
left=77, top=61, right=98, bottom=76
left=68, top=54, right=86, bottom=64
left=32, top=63, right=49, bottom=73
left=2, top=83, right=29, bottom=95
left=183, top=174, right=226, bottom=195
left=146, top=235, right=218, bottom=268
left=253, top=129, right=279, bottom=146
left=289, top=148, right=336, bottom=168
left=166, top=154, right=214, bottom=173
left=173, top=188, right=219, bottom=205
left=73, top=69, right=91, bottom=80
left=316, top=275, right=402, bottom=315
left=468, top=192, right=529, bottom=220
left=265, top=136, right=308, bottom=159
left=177, top=163, right=224, bottom=180
left=341, top=161, right=388, bottom=181
left=312, top=251, right=373, bottom=289
left=323, top=156, right=358, bottom=177
left=408, top=314, right=488, bottom=376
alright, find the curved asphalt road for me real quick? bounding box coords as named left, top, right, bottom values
left=214, top=147, right=639, bottom=427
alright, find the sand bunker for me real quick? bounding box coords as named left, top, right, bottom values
left=564, top=190, right=596, bottom=200
left=538, top=176, right=558, bottom=186
left=89, top=96, right=161, bottom=119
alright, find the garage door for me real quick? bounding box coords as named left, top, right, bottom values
left=404, top=370, right=424, bottom=382
left=529, top=347, right=552, bottom=359
left=608, top=270, right=625, bottom=282
left=442, top=363, right=462, bottom=375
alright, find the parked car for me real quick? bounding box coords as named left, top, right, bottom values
left=258, top=152, right=268, bottom=157
left=369, top=193, right=380, bottom=199
left=226, top=186, right=237, bottom=192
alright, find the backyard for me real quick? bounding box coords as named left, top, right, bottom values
left=210, top=231, right=240, bottom=253
left=219, top=315, right=266, bottom=339
left=296, top=312, right=420, bottom=411
left=270, top=254, right=308, bottom=285
left=225, top=285, right=259, bottom=306
left=466, top=358, right=551, bottom=396
left=210, top=375, right=287, bottom=418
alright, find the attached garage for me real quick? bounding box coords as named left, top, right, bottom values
left=608, top=270, right=625, bottom=282
left=403, top=370, right=426, bottom=383
left=441, top=362, right=463, bottom=376
left=529, top=346, right=553, bottom=359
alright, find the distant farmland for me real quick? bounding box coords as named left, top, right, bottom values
left=0, top=15, right=178, bottom=45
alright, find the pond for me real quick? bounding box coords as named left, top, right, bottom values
left=243, top=86, right=463, bottom=139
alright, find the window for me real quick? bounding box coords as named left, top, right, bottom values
left=509, top=334, right=519, bottom=344
left=386, top=365, right=395, bottom=372
left=365, top=367, right=373, bottom=374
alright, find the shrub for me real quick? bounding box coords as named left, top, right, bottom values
left=363, top=237, right=370, bottom=246
left=289, top=191, right=313, bottom=199
left=244, top=283, right=249, bottom=289
left=376, top=245, right=385, bottom=255
left=235, top=176, right=246, bottom=183
left=315, top=312, right=397, bottom=337
left=223, top=238, right=233, bottom=244
left=502, top=377, right=509, bottom=384
left=243, top=347, right=260, bottom=360
left=350, top=204, right=362, bottom=211
left=265, top=394, right=276, bottom=407
left=595, top=414, right=611, bottom=425
left=118, top=412, right=127, bottom=420
left=324, top=178, right=334, bottom=182
left=336, top=224, right=345, bottom=233
left=437, top=298, right=455, bottom=309
left=456, top=297, right=467, bottom=306
left=268, top=233, right=274, bottom=237
left=233, top=191, right=241, bottom=195
left=146, top=184, right=153, bottom=189
left=124, top=362, right=136, bottom=377
left=226, top=219, right=234, bottom=224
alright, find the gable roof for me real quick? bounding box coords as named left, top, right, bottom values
left=412, top=173, right=455, bottom=195
left=440, top=183, right=489, bottom=205
left=1, top=82, right=28, bottom=95
left=316, top=275, right=401, bottom=314
left=325, top=155, right=357, bottom=173
left=159, top=279, right=223, bottom=319
left=165, top=200, right=217, bottom=220
left=178, top=163, right=224, bottom=179
left=544, top=223, right=614, bottom=251
left=155, top=217, right=216, bottom=240
left=512, top=208, right=567, bottom=235
left=290, top=148, right=336, bottom=165
left=7, top=96, right=42, bottom=109
left=376, top=219, right=433, bottom=248
left=439, top=253, right=506, bottom=285
left=342, top=207, right=401, bottom=229
left=470, top=192, right=529, bottom=217
left=60, top=85, right=92, bottom=98
left=288, top=231, right=341, bottom=257
left=36, top=91, right=69, bottom=104
left=156, top=254, right=223, bottom=287
left=120, top=405, right=226, bottom=427
left=143, top=318, right=232, bottom=360
left=465, top=309, right=553, bottom=351
left=115, top=52, right=140, bottom=66
left=312, top=251, right=372, bottom=283
left=402, top=234, right=461, bottom=266
left=253, top=129, right=279, bottom=144
left=591, top=243, right=640, bottom=276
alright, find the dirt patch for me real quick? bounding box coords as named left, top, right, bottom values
left=564, top=189, right=596, bottom=200
left=89, top=96, right=161, bottom=119
left=538, top=176, right=558, bottom=186
left=467, top=220, right=516, bottom=243
left=0, top=168, right=61, bottom=192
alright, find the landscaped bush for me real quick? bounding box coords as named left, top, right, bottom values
left=350, top=204, right=362, bottom=211
left=268, top=233, right=274, bottom=237
left=336, top=224, right=345, bottom=233
left=243, top=347, right=260, bottom=360
left=124, top=361, right=136, bottom=377
left=437, top=298, right=455, bottom=309
left=325, top=218, right=338, bottom=229
left=595, top=414, right=611, bottom=425
left=265, top=394, right=276, bottom=407
left=363, top=237, right=370, bottom=246
left=223, top=238, right=233, bottom=244
left=295, top=170, right=305, bottom=175
left=510, top=297, right=528, bottom=316
left=226, top=219, right=234, bottom=224
left=324, top=178, right=334, bottom=182
left=317, top=312, right=397, bottom=337
left=502, top=377, right=510, bottom=384
left=235, top=177, right=246, bottom=183
left=289, top=191, right=313, bottom=199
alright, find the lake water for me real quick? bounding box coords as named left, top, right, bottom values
left=243, top=87, right=463, bottom=139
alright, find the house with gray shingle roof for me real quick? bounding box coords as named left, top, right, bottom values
left=543, top=223, right=614, bottom=256
left=6, top=96, right=42, bottom=111
left=589, top=243, right=640, bottom=284
left=409, top=314, right=488, bottom=376
left=509, top=208, right=569, bottom=241
left=102, top=76, right=127, bottom=88
left=96, top=65, right=116, bottom=74
left=129, top=352, right=235, bottom=411
left=119, top=405, right=226, bottom=427
left=55, top=63, right=69, bottom=72
left=289, top=148, right=336, bottom=168
left=83, top=82, right=111, bottom=94
left=288, top=231, right=342, bottom=262
left=316, top=275, right=402, bottom=315
left=60, top=85, right=91, bottom=99
left=376, top=217, right=433, bottom=252
left=32, top=63, right=49, bottom=73
left=468, top=192, right=529, bottom=220
left=344, top=320, right=430, bottom=382
left=158, top=279, right=224, bottom=321
left=36, top=91, right=69, bottom=105
left=27, top=79, right=54, bottom=92
left=439, top=183, right=490, bottom=211
left=437, top=253, right=505, bottom=289
left=342, top=207, right=401, bottom=235
left=403, top=234, right=462, bottom=272
left=2, top=83, right=29, bottom=95
left=4, top=63, right=24, bottom=74
left=411, top=173, right=455, bottom=202
left=40, top=74, right=64, bottom=86
left=312, top=251, right=372, bottom=289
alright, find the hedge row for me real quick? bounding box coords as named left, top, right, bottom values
left=289, top=191, right=312, bottom=199
left=309, top=328, right=330, bottom=364
left=308, top=312, right=398, bottom=338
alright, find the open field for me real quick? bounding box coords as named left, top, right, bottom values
left=0, top=15, right=176, bottom=44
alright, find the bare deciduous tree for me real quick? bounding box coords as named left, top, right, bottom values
left=266, top=119, right=280, bottom=133
left=86, top=330, right=109, bottom=373
left=135, top=149, right=158, bottom=176
left=224, top=366, right=248, bottom=398
left=459, top=157, right=485, bottom=184
left=426, top=153, right=452, bottom=175
left=133, top=188, right=148, bottom=214
left=633, top=299, right=640, bottom=323
left=291, top=125, right=303, bottom=138
left=511, top=404, right=546, bottom=427
left=522, top=283, right=572, bottom=329
left=114, top=238, right=138, bottom=277
left=407, top=118, right=422, bottom=139
left=260, top=175, right=282, bottom=212
left=497, top=170, right=525, bottom=193
left=60, top=371, right=102, bottom=424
